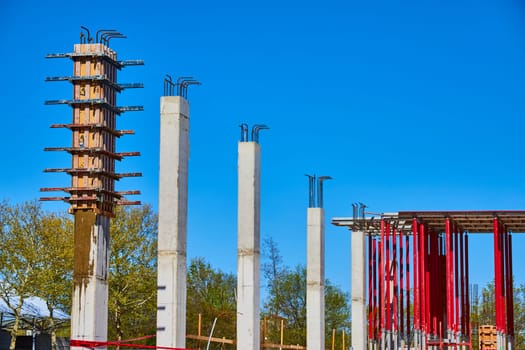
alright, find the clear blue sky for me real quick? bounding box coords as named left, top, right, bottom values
left=2, top=0, right=525, bottom=296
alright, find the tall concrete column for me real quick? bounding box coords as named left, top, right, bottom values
left=352, top=230, right=367, bottom=350
left=307, top=207, right=325, bottom=350
left=157, top=96, right=189, bottom=349
left=237, top=141, right=261, bottom=350
left=71, top=213, right=109, bottom=349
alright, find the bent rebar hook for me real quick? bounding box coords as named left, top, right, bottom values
left=96, top=29, right=116, bottom=43
left=102, top=32, right=126, bottom=46
left=317, top=176, right=332, bottom=208
left=251, top=124, right=269, bottom=143
left=80, top=26, right=92, bottom=43
left=358, top=202, right=367, bottom=221
left=176, top=76, right=194, bottom=96
left=239, top=123, right=249, bottom=142
left=180, top=80, right=201, bottom=99
left=164, top=75, right=174, bottom=96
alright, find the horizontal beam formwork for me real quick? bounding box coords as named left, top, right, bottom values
left=333, top=210, right=525, bottom=234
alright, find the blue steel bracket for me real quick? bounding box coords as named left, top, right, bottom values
left=118, top=60, right=145, bottom=66
left=45, top=76, right=70, bottom=82
left=118, top=106, right=144, bottom=112
left=118, top=83, right=144, bottom=89
left=45, top=76, right=143, bottom=91
left=45, top=53, right=69, bottom=59
left=44, top=100, right=70, bottom=105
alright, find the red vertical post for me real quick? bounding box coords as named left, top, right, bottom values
left=460, top=230, right=465, bottom=337
left=505, top=229, right=512, bottom=338
left=445, top=218, right=452, bottom=338
left=437, top=234, right=441, bottom=332
left=393, top=227, right=399, bottom=335
left=406, top=231, right=410, bottom=341
left=413, top=218, right=419, bottom=334
left=425, top=227, right=431, bottom=336
left=368, top=232, right=373, bottom=342
left=493, top=217, right=502, bottom=336
left=439, top=233, right=446, bottom=337
left=419, top=222, right=426, bottom=336
left=424, top=227, right=431, bottom=335
left=499, top=223, right=505, bottom=337
left=503, top=224, right=506, bottom=340
left=430, top=230, right=439, bottom=336
left=465, top=234, right=470, bottom=338
left=386, top=221, right=392, bottom=333
left=400, top=229, right=404, bottom=340
left=507, top=233, right=514, bottom=338
left=380, top=220, right=385, bottom=337
left=500, top=223, right=506, bottom=337
left=373, top=239, right=379, bottom=341
left=454, top=227, right=460, bottom=334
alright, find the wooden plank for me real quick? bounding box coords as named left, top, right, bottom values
left=186, top=334, right=235, bottom=345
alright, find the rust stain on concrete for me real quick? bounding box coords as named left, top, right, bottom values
left=74, top=210, right=96, bottom=285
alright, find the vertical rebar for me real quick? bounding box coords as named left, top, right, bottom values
left=305, top=175, right=315, bottom=208
left=317, top=176, right=332, bottom=208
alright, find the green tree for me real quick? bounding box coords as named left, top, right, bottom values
left=479, top=282, right=495, bottom=326
left=513, top=283, right=525, bottom=349
left=32, top=212, right=73, bottom=349
left=262, top=237, right=285, bottom=317
left=263, top=264, right=351, bottom=347
left=108, top=205, right=157, bottom=346
left=186, top=257, right=237, bottom=348
left=475, top=280, right=525, bottom=350
left=0, top=200, right=45, bottom=350
left=325, top=282, right=351, bottom=349
left=265, top=264, right=307, bottom=345
left=262, top=238, right=351, bottom=347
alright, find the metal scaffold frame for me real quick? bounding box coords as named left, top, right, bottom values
left=41, top=27, right=144, bottom=216
left=333, top=210, right=524, bottom=350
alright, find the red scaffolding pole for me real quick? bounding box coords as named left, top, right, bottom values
left=465, top=234, right=470, bottom=338
left=399, top=229, right=404, bottom=341
left=413, top=218, right=419, bottom=340
left=380, top=220, right=385, bottom=338
left=424, top=225, right=430, bottom=337
left=419, top=222, right=427, bottom=337
left=454, top=227, right=459, bottom=335
left=374, top=238, right=379, bottom=341
left=405, top=231, right=410, bottom=343
left=493, top=218, right=503, bottom=339
left=445, top=218, right=453, bottom=339
left=504, top=226, right=514, bottom=344
left=385, top=221, right=392, bottom=334
left=460, top=230, right=466, bottom=338
left=368, top=232, right=373, bottom=343
left=393, top=227, right=399, bottom=338
left=430, top=230, right=438, bottom=336
left=507, top=233, right=514, bottom=340
left=439, top=233, right=446, bottom=339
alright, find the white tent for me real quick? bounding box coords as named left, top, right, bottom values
left=0, top=296, right=69, bottom=320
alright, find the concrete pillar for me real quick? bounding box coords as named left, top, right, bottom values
left=307, top=207, right=325, bottom=350
left=157, top=96, right=189, bottom=349
left=237, top=141, right=261, bottom=350
left=352, top=230, right=367, bottom=350
left=71, top=212, right=109, bottom=349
